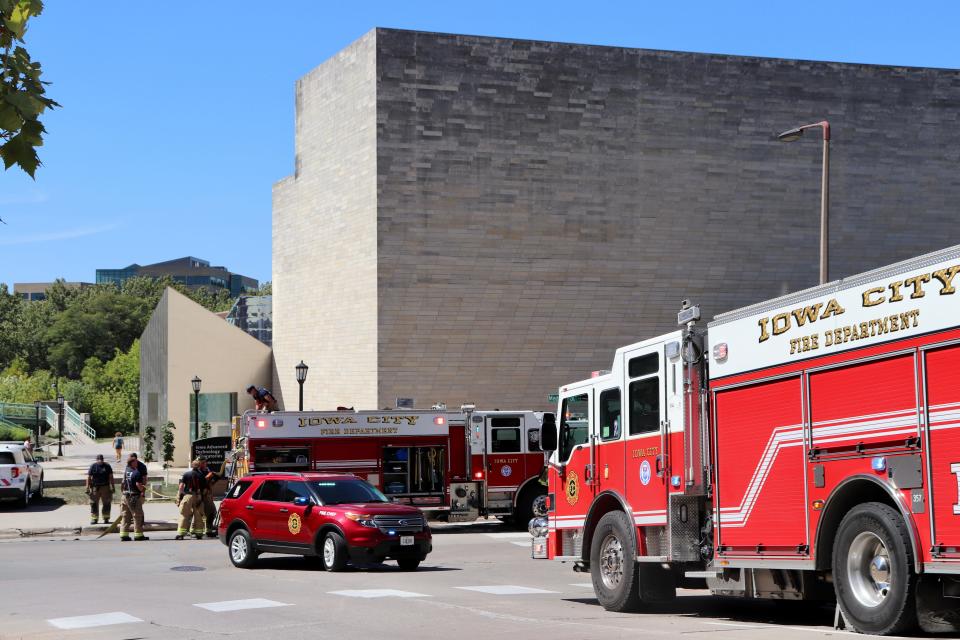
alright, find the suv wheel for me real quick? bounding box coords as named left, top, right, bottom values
left=19, top=482, right=30, bottom=509
left=228, top=529, right=258, bottom=568
left=397, top=557, right=421, bottom=571
left=36, top=476, right=43, bottom=500
left=321, top=531, right=348, bottom=572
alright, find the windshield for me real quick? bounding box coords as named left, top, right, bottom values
left=311, top=479, right=389, bottom=505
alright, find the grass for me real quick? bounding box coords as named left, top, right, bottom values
left=45, top=483, right=182, bottom=505
left=0, top=424, right=32, bottom=441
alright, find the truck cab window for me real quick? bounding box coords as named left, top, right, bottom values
left=599, top=388, right=622, bottom=441
left=559, top=393, right=590, bottom=462
left=491, top=428, right=521, bottom=453
left=629, top=378, right=660, bottom=435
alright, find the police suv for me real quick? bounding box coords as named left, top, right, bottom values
left=0, top=442, right=44, bottom=508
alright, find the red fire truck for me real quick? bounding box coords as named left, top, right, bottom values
left=232, top=407, right=550, bottom=524
left=531, top=244, right=960, bottom=635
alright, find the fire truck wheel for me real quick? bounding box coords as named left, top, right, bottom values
left=832, top=502, right=917, bottom=636
left=513, top=487, right=544, bottom=531
left=321, top=531, right=348, bottom=572
left=590, top=511, right=642, bottom=612
left=228, top=529, right=258, bottom=568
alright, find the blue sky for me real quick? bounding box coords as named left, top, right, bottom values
left=1, top=1, right=958, bottom=288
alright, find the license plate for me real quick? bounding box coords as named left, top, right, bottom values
left=400, top=535, right=414, bottom=546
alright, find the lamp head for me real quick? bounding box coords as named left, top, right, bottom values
left=191, top=376, right=202, bottom=393
left=777, top=127, right=804, bottom=142
left=295, top=360, right=309, bottom=383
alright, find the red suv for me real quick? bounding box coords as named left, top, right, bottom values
left=218, top=472, right=432, bottom=571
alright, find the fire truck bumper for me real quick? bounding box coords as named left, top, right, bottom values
left=531, top=535, right=549, bottom=559
left=349, top=539, right=432, bottom=563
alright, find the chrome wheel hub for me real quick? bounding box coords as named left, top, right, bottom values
left=599, top=533, right=624, bottom=590
left=847, top=531, right=891, bottom=607
left=230, top=535, right=247, bottom=562
left=324, top=537, right=336, bottom=566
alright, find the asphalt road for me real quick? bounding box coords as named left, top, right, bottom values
left=0, top=525, right=892, bottom=640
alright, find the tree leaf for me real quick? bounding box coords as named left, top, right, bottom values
left=0, top=103, right=21, bottom=131
left=0, top=131, right=39, bottom=177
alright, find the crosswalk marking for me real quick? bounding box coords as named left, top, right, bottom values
left=48, top=612, right=142, bottom=630
left=456, top=585, right=558, bottom=595
left=329, top=589, right=430, bottom=599
left=484, top=532, right=532, bottom=539
left=570, top=583, right=593, bottom=588
left=509, top=541, right=529, bottom=547
left=194, top=598, right=290, bottom=612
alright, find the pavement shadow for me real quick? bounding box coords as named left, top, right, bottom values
left=561, top=594, right=837, bottom=629
left=0, top=496, right=66, bottom=513
left=250, top=555, right=460, bottom=573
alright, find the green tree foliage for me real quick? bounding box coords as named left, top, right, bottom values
left=199, top=421, right=211, bottom=439
left=142, top=424, right=156, bottom=462
left=161, top=421, right=175, bottom=468
left=0, top=0, right=58, bottom=177
left=46, top=290, right=150, bottom=378
left=80, top=340, right=139, bottom=436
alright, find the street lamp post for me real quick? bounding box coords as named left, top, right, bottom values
left=56, top=394, right=64, bottom=457
left=33, top=400, right=41, bottom=448
left=295, top=361, right=309, bottom=411
left=191, top=376, right=202, bottom=443
left=777, top=120, right=830, bottom=285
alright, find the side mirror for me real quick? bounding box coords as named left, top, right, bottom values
left=540, top=413, right=558, bottom=452
left=293, top=496, right=311, bottom=507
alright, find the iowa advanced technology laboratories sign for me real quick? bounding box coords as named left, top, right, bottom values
left=710, top=248, right=960, bottom=378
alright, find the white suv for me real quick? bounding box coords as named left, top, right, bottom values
left=0, top=443, right=44, bottom=508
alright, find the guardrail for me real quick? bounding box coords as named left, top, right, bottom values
left=0, top=401, right=97, bottom=443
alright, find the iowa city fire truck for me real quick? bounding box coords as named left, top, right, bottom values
left=531, top=244, right=960, bottom=635
left=232, top=407, right=550, bottom=524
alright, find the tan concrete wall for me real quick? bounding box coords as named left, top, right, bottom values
left=162, top=289, right=272, bottom=465
left=272, top=30, right=378, bottom=411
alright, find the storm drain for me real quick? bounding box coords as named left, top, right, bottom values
left=170, top=565, right=206, bottom=572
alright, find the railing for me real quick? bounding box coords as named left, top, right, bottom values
left=0, top=401, right=97, bottom=443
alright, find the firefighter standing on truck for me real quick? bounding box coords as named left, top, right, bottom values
left=176, top=460, right=207, bottom=540
left=86, top=454, right=114, bottom=525
left=119, top=455, right=148, bottom=541
left=197, top=457, right=218, bottom=538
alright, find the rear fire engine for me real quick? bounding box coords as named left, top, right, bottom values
left=531, top=244, right=960, bottom=635
left=231, top=407, right=550, bottom=524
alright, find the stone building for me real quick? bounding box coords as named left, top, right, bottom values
left=272, top=28, right=960, bottom=412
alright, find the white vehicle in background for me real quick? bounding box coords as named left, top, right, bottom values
left=0, top=442, right=44, bottom=508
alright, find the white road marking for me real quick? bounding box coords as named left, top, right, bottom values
left=484, top=532, right=532, bottom=539
left=48, top=612, right=142, bottom=630
left=570, top=582, right=593, bottom=588
left=509, top=541, right=529, bottom=547
left=701, top=621, right=863, bottom=636
left=328, top=589, right=430, bottom=598
left=194, top=598, right=290, bottom=612
left=456, top=585, right=558, bottom=595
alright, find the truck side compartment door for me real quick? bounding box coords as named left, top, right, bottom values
left=551, top=390, right=594, bottom=552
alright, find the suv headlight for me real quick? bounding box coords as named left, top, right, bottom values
left=345, top=512, right=378, bottom=528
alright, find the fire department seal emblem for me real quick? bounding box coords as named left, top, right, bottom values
left=639, top=460, right=652, bottom=486
left=288, top=513, right=302, bottom=535
left=501, top=464, right=513, bottom=477
left=565, top=470, right=580, bottom=506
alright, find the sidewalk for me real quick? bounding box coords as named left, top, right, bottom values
left=38, top=440, right=188, bottom=485
left=0, top=502, right=183, bottom=539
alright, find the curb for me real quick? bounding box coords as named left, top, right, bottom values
left=0, top=521, right=178, bottom=539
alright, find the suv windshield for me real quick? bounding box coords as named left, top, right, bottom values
left=311, top=479, right=389, bottom=505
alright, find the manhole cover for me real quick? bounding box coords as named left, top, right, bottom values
left=170, top=565, right=206, bottom=572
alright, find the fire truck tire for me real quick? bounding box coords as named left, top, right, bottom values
left=321, top=531, right=349, bottom=572
left=590, top=511, right=642, bottom=612
left=832, top=502, right=917, bottom=636
left=513, top=486, right=545, bottom=531
left=228, top=529, right=258, bottom=568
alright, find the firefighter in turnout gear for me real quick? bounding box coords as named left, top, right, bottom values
left=86, top=454, right=114, bottom=524
left=119, top=455, right=148, bottom=541
left=197, top=457, right=218, bottom=538
left=176, top=460, right=207, bottom=540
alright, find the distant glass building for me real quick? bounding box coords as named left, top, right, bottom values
left=225, top=295, right=272, bottom=346
left=96, top=256, right=257, bottom=296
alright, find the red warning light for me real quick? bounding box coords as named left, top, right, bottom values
left=434, top=416, right=445, bottom=425
left=474, top=471, right=484, bottom=479
left=256, top=419, right=267, bottom=429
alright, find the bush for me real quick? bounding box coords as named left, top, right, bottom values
left=161, top=421, right=175, bottom=468
left=143, top=425, right=156, bottom=462
left=0, top=424, right=31, bottom=441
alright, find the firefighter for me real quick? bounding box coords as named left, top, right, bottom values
left=197, top=457, right=219, bottom=537
left=246, top=385, right=279, bottom=411
left=176, top=460, right=206, bottom=540
left=119, top=454, right=148, bottom=541
left=86, top=454, right=114, bottom=525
